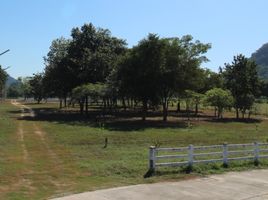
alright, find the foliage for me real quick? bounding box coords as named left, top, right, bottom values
left=203, top=88, right=233, bottom=118
left=222, top=54, right=260, bottom=118
left=197, top=68, right=224, bottom=93
left=43, top=37, right=73, bottom=100
left=32, top=22, right=266, bottom=121
left=68, top=23, right=127, bottom=85
left=29, top=73, right=44, bottom=103
left=6, top=82, right=22, bottom=98
left=116, top=34, right=164, bottom=120
left=184, top=90, right=204, bottom=115
left=18, top=77, right=32, bottom=99
left=116, top=34, right=210, bottom=121
left=72, top=83, right=107, bottom=100
left=0, top=65, right=7, bottom=97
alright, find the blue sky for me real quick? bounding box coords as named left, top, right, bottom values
left=1, top=0, right=268, bottom=78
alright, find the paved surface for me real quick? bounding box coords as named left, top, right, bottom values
left=52, top=169, right=268, bottom=200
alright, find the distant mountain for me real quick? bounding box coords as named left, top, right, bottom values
left=251, top=43, right=268, bottom=80
left=5, top=75, right=18, bottom=87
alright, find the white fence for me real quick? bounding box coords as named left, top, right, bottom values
left=149, top=142, right=268, bottom=171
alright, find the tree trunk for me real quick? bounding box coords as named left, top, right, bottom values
left=218, top=107, right=223, bottom=119
left=122, top=97, right=126, bottom=111
left=162, top=100, right=168, bottom=121
left=177, top=101, right=181, bottom=112
left=103, top=98, right=107, bottom=109
left=242, top=109, right=245, bottom=119
left=85, top=96, right=88, bottom=115
left=248, top=111, right=251, bottom=119
left=79, top=99, right=84, bottom=114
left=186, top=100, right=190, bottom=120
left=130, top=98, right=134, bottom=108
left=59, top=99, right=63, bottom=109
left=236, top=108, right=239, bottom=119
left=64, top=97, right=67, bottom=107
left=195, top=103, right=198, bottom=116
left=142, top=100, right=148, bottom=121
left=127, top=99, right=130, bottom=108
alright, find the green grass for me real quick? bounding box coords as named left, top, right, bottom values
left=2, top=101, right=268, bottom=199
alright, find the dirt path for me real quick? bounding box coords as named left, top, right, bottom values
left=17, top=122, right=29, bottom=161
left=1, top=100, right=73, bottom=199
left=11, top=100, right=60, bottom=163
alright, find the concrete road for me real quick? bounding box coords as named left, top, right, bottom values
left=52, top=169, right=268, bottom=200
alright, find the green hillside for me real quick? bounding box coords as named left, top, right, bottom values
left=251, top=43, right=268, bottom=80
left=6, top=75, right=18, bottom=87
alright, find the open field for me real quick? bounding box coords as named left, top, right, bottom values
left=2, top=100, right=268, bottom=199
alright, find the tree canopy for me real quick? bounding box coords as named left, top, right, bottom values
left=15, top=22, right=264, bottom=121
left=222, top=54, right=260, bottom=118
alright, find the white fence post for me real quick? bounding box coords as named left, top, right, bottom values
left=188, top=145, right=194, bottom=167
left=254, top=142, right=259, bottom=164
left=223, top=143, right=228, bottom=166
left=149, top=146, right=156, bottom=171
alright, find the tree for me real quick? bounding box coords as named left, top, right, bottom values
left=68, top=23, right=126, bottom=86
left=18, top=77, right=32, bottom=100
left=116, top=34, right=210, bottom=121
left=72, top=83, right=107, bottom=114
left=260, top=80, right=268, bottom=97
left=43, top=37, right=73, bottom=107
left=116, top=34, right=163, bottom=120
left=0, top=66, right=7, bottom=99
left=184, top=90, right=204, bottom=116
left=7, top=82, right=22, bottom=98
left=222, top=54, right=260, bottom=118
left=198, top=68, right=223, bottom=93
left=204, top=88, right=233, bottom=118
left=29, top=73, right=44, bottom=103
left=158, top=36, right=210, bottom=121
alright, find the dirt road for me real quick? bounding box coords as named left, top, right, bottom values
left=0, top=100, right=74, bottom=199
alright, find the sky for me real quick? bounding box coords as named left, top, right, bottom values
left=1, top=0, right=268, bottom=78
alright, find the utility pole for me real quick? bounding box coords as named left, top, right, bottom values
left=0, top=49, right=10, bottom=56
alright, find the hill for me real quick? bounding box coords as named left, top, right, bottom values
left=251, top=43, right=268, bottom=80
left=5, top=75, right=18, bottom=87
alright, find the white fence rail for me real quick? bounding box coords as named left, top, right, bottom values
left=149, top=142, right=268, bottom=171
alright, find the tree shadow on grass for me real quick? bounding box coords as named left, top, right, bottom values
left=14, top=107, right=188, bottom=131
left=143, top=166, right=195, bottom=178
left=103, top=119, right=187, bottom=131
left=13, top=106, right=261, bottom=131
left=204, top=118, right=262, bottom=124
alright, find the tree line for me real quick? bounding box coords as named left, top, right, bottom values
left=0, top=66, right=7, bottom=99
left=7, top=23, right=263, bottom=121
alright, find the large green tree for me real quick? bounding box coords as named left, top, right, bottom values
left=222, top=54, right=260, bottom=118
left=116, top=34, right=163, bottom=120
left=116, top=34, right=210, bottom=121
left=18, top=77, right=32, bottom=100
left=158, top=36, right=210, bottom=121
left=7, top=82, right=22, bottom=98
left=204, top=88, right=233, bottom=118
left=68, top=23, right=127, bottom=86
left=0, top=66, right=7, bottom=99
left=29, top=73, right=44, bottom=104
left=43, top=37, right=73, bottom=107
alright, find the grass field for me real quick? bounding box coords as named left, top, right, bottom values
left=2, top=100, right=268, bottom=199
